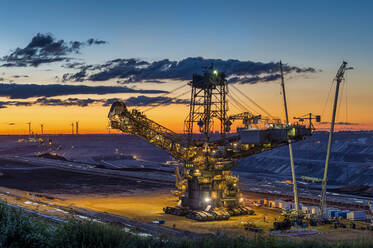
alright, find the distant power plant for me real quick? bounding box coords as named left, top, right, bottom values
left=71, top=121, right=79, bottom=135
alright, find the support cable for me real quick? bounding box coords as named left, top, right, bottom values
left=230, top=84, right=275, bottom=119
left=321, top=79, right=336, bottom=119
left=159, top=84, right=187, bottom=97
left=135, top=84, right=187, bottom=110
left=336, top=79, right=345, bottom=127
left=227, top=93, right=250, bottom=113
left=226, top=95, right=246, bottom=114
left=142, top=90, right=190, bottom=113
left=345, top=74, right=349, bottom=126
left=227, top=95, right=241, bottom=112
left=228, top=88, right=260, bottom=115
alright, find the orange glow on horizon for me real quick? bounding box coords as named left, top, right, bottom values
left=0, top=102, right=372, bottom=135
left=1, top=73, right=372, bottom=135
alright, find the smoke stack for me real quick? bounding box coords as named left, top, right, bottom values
left=26, top=122, right=31, bottom=136
left=75, top=121, right=79, bottom=135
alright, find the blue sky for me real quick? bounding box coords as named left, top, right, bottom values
left=1, top=0, right=372, bottom=68
left=0, top=0, right=372, bottom=133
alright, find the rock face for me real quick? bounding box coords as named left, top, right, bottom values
left=234, top=131, right=373, bottom=187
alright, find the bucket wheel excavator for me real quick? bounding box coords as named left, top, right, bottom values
left=108, top=65, right=312, bottom=221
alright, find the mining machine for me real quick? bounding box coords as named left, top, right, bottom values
left=294, top=113, right=321, bottom=131
left=108, top=65, right=312, bottom=221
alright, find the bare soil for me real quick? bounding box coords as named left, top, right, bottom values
left=0, top=158, right=168, bottom=196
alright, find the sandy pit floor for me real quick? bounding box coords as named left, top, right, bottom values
left=58, top=192, right=373, bottom=242
left=0, top=158, right=169, bottom=196
left=0, top=155, right=372, bottom=242
left=61, top=192, right=277, bottom=236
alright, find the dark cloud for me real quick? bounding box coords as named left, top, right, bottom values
left=102, top=98, right=120, bottom=106
left=116, top=79, right=168, bottom=84
left=12, top=75, right=29, bottom=78
left=0, top=100, right=33, bottom=108
left=87, top=38, right=107, bottom=45
left=35, top=97, right=98, bottom=107
left=319, top=122, right=359, bottom=126
left=1, top=33, right=76, bottom=67
left=145, top=79, right=166, bottom=83
left=62, top=62, right=88, bottom=69
left=61, top=57, right=318, bottom=84
left=62, top=68, right=88, bottom=82
left=0, top=83, right=165, bottom=99
left=0, top=95, right=188, bottom=109
left=1, top=33, right=107, bottom=67
left=61, top=62, right=94, bottom=82
left=103, top=95, right=189, bottom=107
left=0, top=98, right=99, bottom=109
left=228, top=74, right=282, bottom=84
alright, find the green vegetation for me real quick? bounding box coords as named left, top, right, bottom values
left=0, top=204, right=372, bottom=248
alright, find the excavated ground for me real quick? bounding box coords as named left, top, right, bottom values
left=0, top=159, right=372, bottom=242
left=0, top=134, right=372, bottom=242
left=0, top=158, right=167, bottom=195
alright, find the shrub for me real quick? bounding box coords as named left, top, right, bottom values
left=0, top=204, right=51, bottom=248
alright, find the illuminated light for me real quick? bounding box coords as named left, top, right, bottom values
left=133, top=155, right=137, bottom=159
left=204, top=197, right=211, bottom=203
left=213, top=70, right=218, bottom=75
left=211, top=192, right=217, bottom=199
left=239, top=198, right=244, bottom=202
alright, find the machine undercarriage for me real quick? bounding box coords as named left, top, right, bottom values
left=164, top=168, right=254, bottom=221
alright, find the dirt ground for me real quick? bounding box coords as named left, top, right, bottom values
left=0, top=157, right=372, bottom=242
left=56, top=192, right=278, bottom=236
left=0, top=158, right=168, bottom=196
left=57, top=193, right=373, bottom=242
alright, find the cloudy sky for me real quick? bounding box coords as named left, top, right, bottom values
left=0, top=0, right=372, bottom=134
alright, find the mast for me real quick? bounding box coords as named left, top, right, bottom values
left=319, top=61, right=353, bottom=217
left=280, top=61, right=299, bottom=214
left=76, top=121, right=79, bottom=135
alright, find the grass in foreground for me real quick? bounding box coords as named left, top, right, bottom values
left=0, top=204, right=373, bottom=248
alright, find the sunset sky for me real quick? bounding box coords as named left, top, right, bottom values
left=0, top=0, right=372, bottom=134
